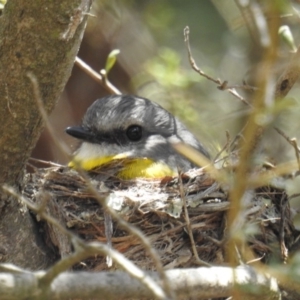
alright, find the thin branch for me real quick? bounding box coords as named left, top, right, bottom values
left=27, top=72, right=71, bottom=161
left=233, top=0, right=260, bottom=44
left=279, top=193, right=288, bottom=263
left=274, top=127, right=300, bottom=171
left=248, top=160, right=298, bottom=188
left=183, top=26, right=252, bottom=107
left=178, top=171, right=210, bottom=267
left=213, top=131, right=232, bottom=162
left=75, top=56, right=121, bottom=95
left=28, top=157, right=63, bottom=167
left=225, top=3, right=280, bottom=280
left=0, top=265, right=281, bottom=300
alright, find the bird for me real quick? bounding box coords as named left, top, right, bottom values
left=66, top=95, right=209, bottom=179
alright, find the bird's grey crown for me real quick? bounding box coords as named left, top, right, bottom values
left=84, top=95, right=175, bottom=135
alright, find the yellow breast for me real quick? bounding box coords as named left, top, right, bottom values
left=68, top=154, right=176, bottom=179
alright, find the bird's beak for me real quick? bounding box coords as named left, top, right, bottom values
left=65, top=126, right=94, bottom=141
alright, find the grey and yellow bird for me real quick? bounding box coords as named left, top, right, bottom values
left=66, top=95, right=209, bottom=179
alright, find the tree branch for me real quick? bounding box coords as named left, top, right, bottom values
left=0, top=265, right=281, bottom=299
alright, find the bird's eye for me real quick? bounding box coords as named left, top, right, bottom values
left=126, top=125, right=142, bottom=141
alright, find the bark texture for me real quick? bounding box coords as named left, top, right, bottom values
left=0, top=0, right=92, bottom=269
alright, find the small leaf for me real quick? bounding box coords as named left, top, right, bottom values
left=105, top=49, right=120, bottom=74
left=0, top=0, right=6, bottom=10
left=279, top=25, right=297, bottom=52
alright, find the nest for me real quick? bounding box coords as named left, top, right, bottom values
left=24, top=165, right=299, bottom=271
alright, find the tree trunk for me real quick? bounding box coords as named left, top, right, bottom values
left=0, top=0, right=92, bottom=269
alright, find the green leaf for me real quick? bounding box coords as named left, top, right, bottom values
left=0, top=0, right=6, bottom=10
left=279, top=25, right=297, bottom=52
left=105, top=49, right=120, bottom=74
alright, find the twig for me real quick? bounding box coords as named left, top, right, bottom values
left=28, top=157, right=63, bottom=167
left=233, top=0, right=260, bottom=44
left=27, top=72, right=71, bottom=161
left=231, top=82, right=257, bottom=91
left=213, top=131, right=231, bottom=162
left=225, top=3, right=280, bottom=273
left=0, top=265, right=281, bottom=300
left=279, top=193, right=289, bottom=263
left=246, top=254, right=265, bottom=265
left=274, top=127, right=300, bottom=170
left=183, top=26, right=252, bottom=107
left=172, top=143, right=223, bottom=182
left=288, top=193, right=300, bottom=200
left=75, top=57, right=121, bottom=95
left=248, top=160, right=298, bottom=188
left=178, top=171, right=210, bottom=267
left=290, top=139, right=300, bottom=171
